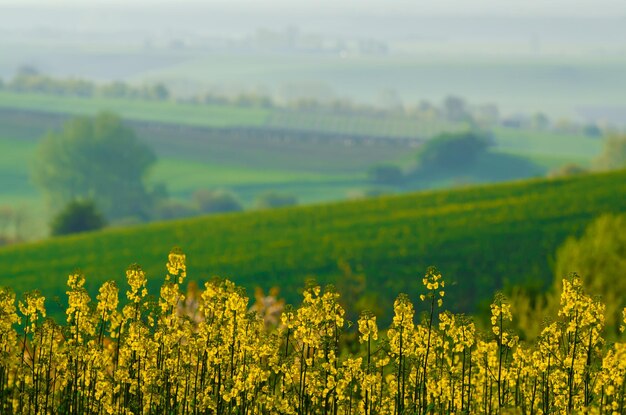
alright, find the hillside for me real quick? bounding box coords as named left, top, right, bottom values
left=1, top=170, right=625, bottom=318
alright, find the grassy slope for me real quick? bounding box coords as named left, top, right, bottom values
left=1, top=169, right=625, bottom=317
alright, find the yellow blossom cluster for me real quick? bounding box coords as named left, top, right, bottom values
left=0, top=253, right=625, bottom=414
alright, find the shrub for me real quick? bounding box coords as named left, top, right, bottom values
left=192, top=189, right=243, bottom=214
left=367, top=164, right=404, bottom=185
left=50, top=200, right=106, bottom=236
left=255, top=191, right=298, bottom=209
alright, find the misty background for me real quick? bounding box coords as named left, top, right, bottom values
left=1, top=0, right=626, bottom=244
left=1, top=1, right=625, bottom=120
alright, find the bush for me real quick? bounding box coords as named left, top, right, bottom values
left=50, top=200, right=106, bottom=236
left=153, top=200, right=199, bottom=220
left=593, top=134, right=626, bottom=171
left=367, top=164, right=404, bottom=185
left=255, top=192, right=298, bottom=209
left=547, top=163, right=587, bottom=178
left=583, top=123, right=603, bottom=138
left=192, top=189, right=243, bottom=214
left=415, top=131, right=490, bottom=174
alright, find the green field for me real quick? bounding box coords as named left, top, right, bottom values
left=1, top=169, right=625, bottom=319
left=491, top=127, right=603, bottom=168
left=0, top=102, right=604, bottom=216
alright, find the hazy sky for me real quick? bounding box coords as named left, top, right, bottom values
left=1, top=0, right=626, bottom=18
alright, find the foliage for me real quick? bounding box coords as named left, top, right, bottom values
left=583, top=123, right=603, bottom=138
left=255, top=192, right=298, bottom=209
left=593, top=134, right=626, bottom=171
left=50, top=200, right=106, bottom=236
left=32, top=112, right=157, bottom=221
left=443, top=95, right=471, bottom=122
left=2, top=170, right=626, bottom=322
left=367, top=164, right=404, bottom=185
left=193, top=189, right=243, bottom=214
left=0, top=205, right=31, bottom=246
left=554, top=214, right=626, bottom=332
left=153, top=200, right=199, bottom=220
left=5, top=70, right=170, bottom=101
left=0, top=251, right=625, bottom=414
left=414, top=131, right=490, bottom=175
left=547, top=163, right=588, bottom=178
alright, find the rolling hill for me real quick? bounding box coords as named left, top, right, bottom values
left=1, top=169, right=625, bottom=319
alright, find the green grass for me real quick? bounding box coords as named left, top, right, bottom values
left=152, top=159, right=354, bottom=189
left=151, top=158, right=363, bottom=204
left=1, top=169, right=625, bottom=320
left=491, top=127, right=603, bottom=167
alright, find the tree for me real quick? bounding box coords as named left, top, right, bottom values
left=443, top=95, right=470, bottom=122
left=367, top=164, right=404, bottom=185
left=50, top=200, right=106, bottom=236
left=583, top=123, right=602, bottom=138
left=593, top=134, right=626, bottom=171
left=193, top=189, right=243, bottom=214
left=32, top=112, right=156, bottom=221
left=531, top=112, right=550, bottom=130
left=415, top=131, right=490, bottom=174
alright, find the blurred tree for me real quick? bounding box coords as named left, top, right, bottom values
left=150, top=83, right=170, bottom=100
left=32, top=112, right=157, bottom=221
left=593, top=134, right=626, bottom=171
left=553, top=214, right=626, bottom=333
left=0, top=206, right=29, bottom=245
left=193, top=189, right=243, bottom=214
left=16, top=64, right=40, bottom=77
left=153, top=200, right=199, bottom=220
left=255, top=192, right=298, bottom=209
left=473, top=104, right=500, bottom=126
left=583, top=123, right=603, bottom=138
left=367, top=164, right=404, bottom=185
left=50, top=199, right=106, bottom=236
left=100, top=81, right=131, bottom=98
left=531, top=112, right=550, bottom=130
left=443, top=95, right=470, bottom=122
left=415, top=131, right=490, bottom=174
left=0, top=206, right=13, bottom=246
left=547, top=163, right=587, bottom=179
